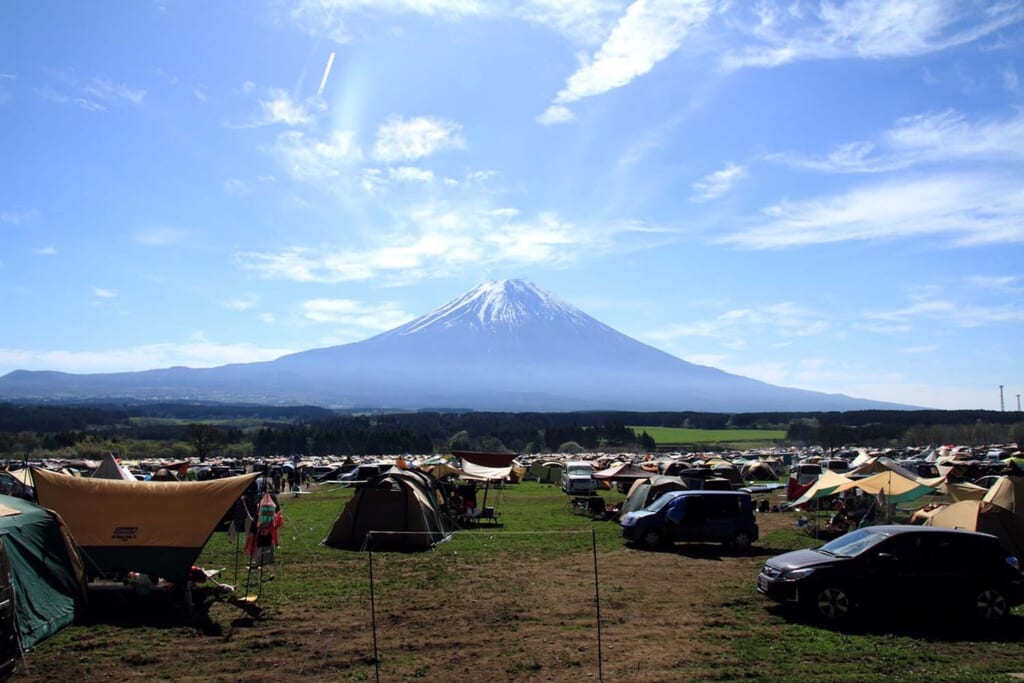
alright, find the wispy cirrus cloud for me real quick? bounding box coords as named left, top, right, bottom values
left=721, top=1, right=1024, bottom=72
left=691, top=162, right=746, bottom=202
left=645, top=301, right=831, bottom=348
left=718, top=174, right=1024, bottom=249
left=539, top=0, right=714, bottom=124
left=92, top=287, right=118, bottom=299
left=302, top=298, right=414, bottom=329
left=388, top=166, right=434, bottom=183
left=864, top=297, right=1024, bottom=329
left=372, top=116, right=465, bottom=162
left=33, top=246, right=57, bottom=256
left=37, top=75, right=146, bottom=112
left=774, top=110, right=1024, bottom=173
left=0, top=209, right=39, bottom=225
left=229, top=88, right=326, bottom=128
left=223, top=296, right=259, bottom=311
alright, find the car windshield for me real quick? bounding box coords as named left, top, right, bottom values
left=818, top=528, right=888, bottom=558
left=646, top=492, right=683, bottom=513
left=567, top=466, right=591, bottom=475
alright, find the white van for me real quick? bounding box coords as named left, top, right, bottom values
left=562, top=461, right=597, bottom=495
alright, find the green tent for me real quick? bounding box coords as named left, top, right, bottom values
left=0, top=495, right=86, bottom=650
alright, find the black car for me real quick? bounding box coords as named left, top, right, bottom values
left=758, top=525, right=1024, bottom=623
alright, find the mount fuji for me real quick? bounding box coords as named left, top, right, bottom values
left=0, top=280, right=905, bottom=411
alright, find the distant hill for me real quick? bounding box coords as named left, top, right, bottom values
left=0, top=279, right=913, bottom=411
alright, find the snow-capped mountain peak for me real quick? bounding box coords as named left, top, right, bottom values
left=393, top=279, right=590, bottom=335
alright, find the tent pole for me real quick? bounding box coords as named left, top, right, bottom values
left=482, top=479, right=491, bottom=509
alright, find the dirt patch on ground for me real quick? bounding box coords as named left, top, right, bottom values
left=15, top=513, right=798, bottom=682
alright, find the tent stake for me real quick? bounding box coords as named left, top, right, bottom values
left=368, top=534, right=381, bottom=683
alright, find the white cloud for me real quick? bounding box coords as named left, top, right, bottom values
left=81, top=77, right=146, bottom=105
left=545, top=0, right=714, bottom=114
left=372, top=116, right=465, bottom=162
left=1003, top=63, right=1020, bottom=92
left=92, top=287, right=118, bottom=299
left=515, top=0, right=627, bottom=45
left=290, top=0, right=488, bottom=43
left=773, top=110, right=1024, bottom=173
left=36, top=86, right=106, bottom=112
left=134, top=227, right=186, bottom=247
left=536, top=104, right=575, bottom=125
left=33, top=246, right=57, bottom=255
left=645, top=302, right=831, bottom=347
left=900, top=344, right=940, bottom=354
left=719, top=174, right=1024, bottom=249
left=864, top=298, right=1024, bottom=329
left=273, top=130, right=364, bottom=184
left=388, top=166, right=434, bottom=183
left=0, top=209, right=38, bottom=225
left=302, top=298, right=414, bottom=329
left=237, top=203, right=618, bottom=284
left=224, top=297, right=259, bottom=311
left=257, top=89, right=319, bottom=126
left=721, top=1, right=1024, bottom=72
left=0, top=341, right=295, bottom=374
left=691, top=162, right=747, bottom=201
left=967, top=275, right=1019, bottom=291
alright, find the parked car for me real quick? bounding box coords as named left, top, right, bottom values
left=561, top=461, right=597, bottom=496
left=820, top=459, right=850, bottom=474
left=620, top=490, right=758, bottom=549
left=758, top=525, right=1024, bottom=623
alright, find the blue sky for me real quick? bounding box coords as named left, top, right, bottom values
left=2, top=1, right=1023, bottom=410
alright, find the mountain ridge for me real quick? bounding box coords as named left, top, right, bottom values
left=0, top=280, right=913, bottom=411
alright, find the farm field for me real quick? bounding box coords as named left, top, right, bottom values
left=629, top=425, right=787, bottom=446
left=16, top=482, right=1024, bottom=682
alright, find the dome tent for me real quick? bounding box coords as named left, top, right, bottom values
left=323, top=468, right=452, bottom=552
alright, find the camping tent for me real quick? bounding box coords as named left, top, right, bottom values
left=0, top=495, right=86, bottom=650
left=323, top=468, right=452, bottom=552
left=529, top=461, right=564, bottom=484
left=741, top=461, right=778, bottom=481
left=924, top=500, right=1024, bottom=561
left=32, top=468, right=258, bottom=581
left=619, top=476, right=687, bottom=517
left=945, top=481, right=988, bottom=502
left=90, top=452, right=135, bottom=481
left=984, top=476, right=1024, bottom=514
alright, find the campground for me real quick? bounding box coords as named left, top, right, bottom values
left=16, top=482, right=1024, bottom=683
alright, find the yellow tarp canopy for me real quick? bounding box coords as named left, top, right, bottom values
left=33, top=468, right=258, bottom=548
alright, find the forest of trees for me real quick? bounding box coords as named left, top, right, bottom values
left=0, top=401, right=1020, bottom=460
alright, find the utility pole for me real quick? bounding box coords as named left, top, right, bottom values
left=1018, top=394, right=1021, bottom=412
left=1000, top=385, right=1005, bottom=412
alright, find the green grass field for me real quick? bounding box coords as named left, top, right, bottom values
left=629, top=425, right=787, bottom=445
left=26, top=482, right=1024, bottom=683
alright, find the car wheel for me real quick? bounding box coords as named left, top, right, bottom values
left=641, top=529, right=663, bottom=549
left=811, top=586, right=852, bottom=622
left=975, top=588, right=1009, bottom=623
left=732, top=532, right=753, bottom=549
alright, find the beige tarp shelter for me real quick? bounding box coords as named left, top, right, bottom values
left=925, top=500, right=1024, bottom=561
left=33, top=468, right=258, bottom=580
left=323, top=468, right=451, bottom=552
left=849, top=456, right=944, bottom=488
left=832, top=470, right=936, bottom=504
left=792, top=470, right=853, bottom=507
left=454, top=451, right=517, bottom=481
left=593, top=463, right=651, bottom=482
left=741, top=461, right=779, bottom=481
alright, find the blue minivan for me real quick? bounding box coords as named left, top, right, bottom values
left=620, top=490, right=759, bottom=549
